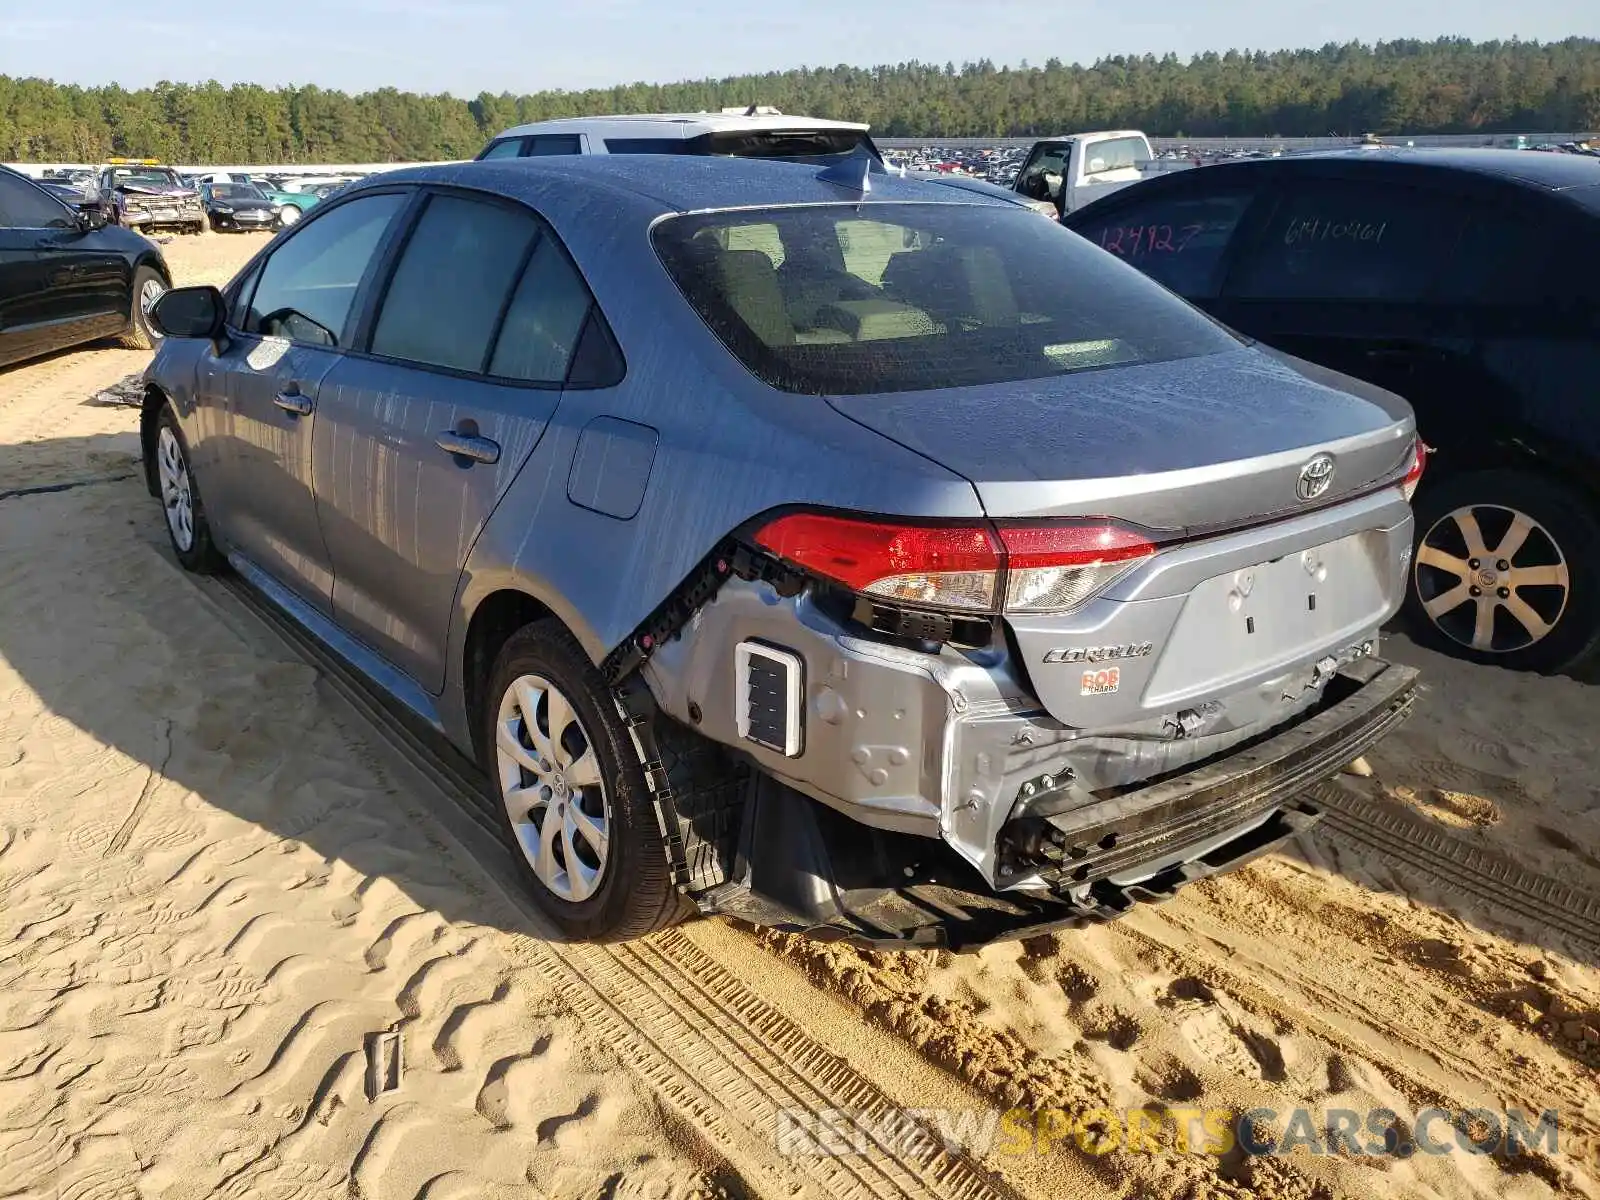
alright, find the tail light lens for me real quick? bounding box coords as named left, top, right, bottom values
left=753, top=513, right=1156, bottom=616
left=1402, top=437, right=1428, bottom=502
left=997, top=523, right=1156, bottom=612
left=753, top=513, right=1000, bottom=611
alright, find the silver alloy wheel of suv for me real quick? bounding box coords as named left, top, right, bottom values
left=494, top=673, right=611, bottom=902
left=1415, top=503, right=1571, bottom=653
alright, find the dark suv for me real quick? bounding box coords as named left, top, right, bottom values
left=0, top=166, right=171, bottom=369
left=1066, top=149, right=1600, bottom=675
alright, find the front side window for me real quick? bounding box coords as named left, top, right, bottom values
left=1070, top=191, right=1254, bottom=298
left=654, top=201, right=1240, bottom=396
left=480, top=138, right=524, bottom=160
left=0, top=170, right=75, bottom=229
left=1016, top=143, right=1069, bottom=201
left=245, top=193, right=406, bottom=346
left=1228, top=181, right=1466, bottom=303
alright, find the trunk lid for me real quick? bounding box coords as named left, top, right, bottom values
left=827, top=345, right=1417, bottom=729
left=825, top=345, right=1414, bottom=533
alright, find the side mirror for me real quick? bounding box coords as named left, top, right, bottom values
left=151, top=285, right=226, bottom=341
left=78, top=208, right=107, bottom=231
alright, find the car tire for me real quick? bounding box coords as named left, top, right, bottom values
left=480, top=620, right=689, bottom=941
left=115, top=265, right=167, bottom=351
left=153, top=405, right=225, bottom=574
left=1404, top=468, right=1600, bottom=675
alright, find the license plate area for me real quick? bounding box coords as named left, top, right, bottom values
left=1143, top=532, right=1389, bottom=706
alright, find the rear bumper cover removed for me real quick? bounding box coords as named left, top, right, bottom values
left=698, top=657, right=1418, bottom=949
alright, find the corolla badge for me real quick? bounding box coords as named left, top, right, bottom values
left=1043, top=642, right=1154, bottom=665
left=1295, top=453, right=1336, bottom=502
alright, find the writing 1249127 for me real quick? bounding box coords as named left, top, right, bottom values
left=1098, top=223, right=1205, bottom=258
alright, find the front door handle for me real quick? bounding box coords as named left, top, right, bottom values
left=435, top=431, right=501, bottom=465
left=273, top=391, right=314, bottom=416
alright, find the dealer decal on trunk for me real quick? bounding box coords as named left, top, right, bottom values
left=1081, top=667, right=1121, bottom=696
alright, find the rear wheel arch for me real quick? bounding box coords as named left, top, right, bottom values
left=463, top=589, right=556, bottom=763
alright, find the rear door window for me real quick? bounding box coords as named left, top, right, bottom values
left=1430, top=200, right=1550, bottom=306
left=0, top=170, right=74, bottom=229
left=1228, top=180, right=1467, bottom=302
left=369, top=193, right=540, bottom=373
left=1070, top=191, right=1254, bottom=298
left=524, top=135, right=582, bottom=156
left=245, top=193, right=406, bottom=345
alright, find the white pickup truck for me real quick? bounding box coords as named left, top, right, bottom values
left=1011, top=130, right=1192, bottom=216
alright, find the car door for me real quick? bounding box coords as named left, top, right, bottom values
left=204, top=190, right=410, bottom=614
left=0, top=169, right=104, bottom=365
left=311, top=189, right=601, bottom=690
left=1213, top=175, right=1476, bottom=416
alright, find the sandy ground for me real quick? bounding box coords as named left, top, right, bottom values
left=1, top=230, right=1597, bottom=1200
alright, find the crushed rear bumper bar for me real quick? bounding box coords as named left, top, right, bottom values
left=699, top=658, right=1419, bottom=950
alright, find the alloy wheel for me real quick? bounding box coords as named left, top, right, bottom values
left=1414, top=503, right=1570, bottom=653
left=140, top=277, right=166, bottom=335
left=156, top=426, right=194, bottom=552
left=494, top=674, right=610, bottom=902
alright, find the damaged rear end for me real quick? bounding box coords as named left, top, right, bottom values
left=638, top=198, right=1424, bottom=948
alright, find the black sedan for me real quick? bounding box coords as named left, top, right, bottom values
left=1065, top=148, right=1600, bottom=676
left=0, top=165, right=171, bottom=369
left=199, top=182, right=281, bottom=232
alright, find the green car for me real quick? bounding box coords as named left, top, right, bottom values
left=258, top=187, right=319, bottom=227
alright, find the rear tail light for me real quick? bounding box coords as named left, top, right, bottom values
left=753, top=512, right=1157, bottom=616
left=997, top=523, right=1156, bottom=612
left=1402, top=437, right=1428, bottom=502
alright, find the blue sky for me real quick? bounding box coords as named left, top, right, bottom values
left=0, top=0, right=1592, bottom=96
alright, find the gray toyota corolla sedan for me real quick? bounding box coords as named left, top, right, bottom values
left=140, top=154, right=1424, bottom=947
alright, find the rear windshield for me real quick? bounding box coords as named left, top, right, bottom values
left=652, top=202, right=1239, bottom=395
left=606, top=129, right=882, bottom=169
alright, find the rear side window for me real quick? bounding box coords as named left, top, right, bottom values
left=1071, top=192, right=1253, bottom=298
left=488, top=237, right=595, bottom=383
left=1431, top=201, right=1549, bottom=305
left=1082, top=137, right=1148, bottom=176
left=245, top=193, right=405, bottom=345
left=654, top=201, right=1240, bottom=396
left=1229, top=181, right=1466, bottom=302
left=606, top=138, right=690, bottom=154
left=370, top=194, right=540, bottom=372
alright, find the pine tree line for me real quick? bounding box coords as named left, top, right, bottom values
left=2, top=36, right=1596, bottom=164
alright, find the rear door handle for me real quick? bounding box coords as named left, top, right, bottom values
left=273, top=391, right=314, bottom=416
left=435, top=431, right=500, bottom=464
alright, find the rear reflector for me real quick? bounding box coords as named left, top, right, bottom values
left=753, top=512, right=1158, bottom=616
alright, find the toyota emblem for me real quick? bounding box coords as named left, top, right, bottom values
left=1295, top=454, right=1336, bottom=502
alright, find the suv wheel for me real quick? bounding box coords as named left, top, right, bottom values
left=480, top=621, right=686, bottom=941
left=1405, top=469, right=1600, bottom=675
left=116, top=266, right=167, bottom=351
left=154, top=405, right=225, bottom=573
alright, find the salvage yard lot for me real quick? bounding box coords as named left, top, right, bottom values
left=1, top=231, right=1597, bottom=1200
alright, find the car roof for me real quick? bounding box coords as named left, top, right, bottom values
left=352, top=154, right=1009, bottom=218
left=491, top=112, right=870, bottom=141
left=1195, top=146, right=1600, bottom=193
